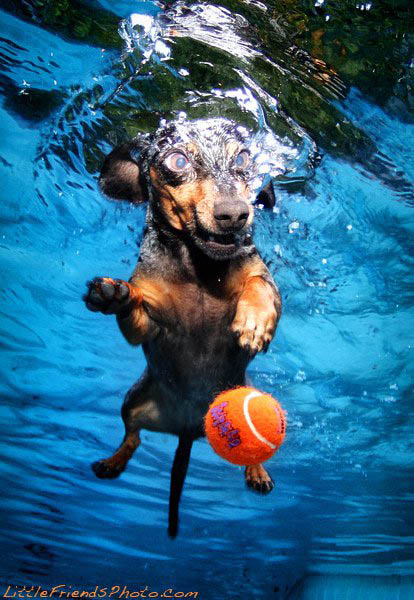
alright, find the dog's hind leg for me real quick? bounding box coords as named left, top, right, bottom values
left=92, top=431, right=140, bottom=479
left=92, top=371, right=160, bottom=479
left=245, top=463, right=274, bottom=494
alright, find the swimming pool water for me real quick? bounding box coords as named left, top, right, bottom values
left=0, top=1, right=413, bottom=598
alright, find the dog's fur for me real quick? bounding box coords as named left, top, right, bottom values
left=85, top=117, right=282, bottom=537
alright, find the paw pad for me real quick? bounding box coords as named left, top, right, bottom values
left=84, top=277, right=131, bottom=315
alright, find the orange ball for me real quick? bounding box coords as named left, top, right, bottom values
left=205, top=386, right=286, bottom=466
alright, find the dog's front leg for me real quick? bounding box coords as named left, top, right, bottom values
left=231, top=274, right=281, bottom=356
left=84, top=278, right=160, bottom=479
left=230, top=269, right=281, bottom=494
left=84, top=276, right=158, bottom=344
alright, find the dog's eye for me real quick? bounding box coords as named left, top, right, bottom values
left=234, top=151, right=250, bottom=169
left=164, top=152, right=190, bottom=172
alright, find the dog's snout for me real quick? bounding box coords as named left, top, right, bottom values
left=214, top=200, right=249, bottom=231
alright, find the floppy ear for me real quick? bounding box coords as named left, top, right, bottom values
left=99, top=140, right=148, bottom=203
left=255, top=181, right=276, bottom=209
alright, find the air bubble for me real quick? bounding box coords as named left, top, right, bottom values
left=295, top=370, right=306, bottom=382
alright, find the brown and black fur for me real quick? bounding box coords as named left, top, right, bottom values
left=84, top=118, right=282, bottom=537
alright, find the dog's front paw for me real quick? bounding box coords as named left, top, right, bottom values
left=245, top=464, right=274, bottom=494
left=84, top=277, right=137, bottom=316
left=230, top=303, right=276, bottom=355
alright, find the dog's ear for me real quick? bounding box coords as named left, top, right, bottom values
left=99, top=140, right=148, bottom=203
left=255, top=181, right=276, bottom=209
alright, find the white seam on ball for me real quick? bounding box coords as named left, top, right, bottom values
left=243, top=390, right=277, bottom=450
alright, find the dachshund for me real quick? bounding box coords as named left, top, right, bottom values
left=84, top=117, right=282, bottom=537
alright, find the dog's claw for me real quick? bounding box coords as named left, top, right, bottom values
left=249, top=478, right=274, bottom=494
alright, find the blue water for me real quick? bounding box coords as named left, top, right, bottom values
left=1, top=2, right=413, bottom=598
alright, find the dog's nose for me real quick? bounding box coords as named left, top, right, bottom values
left=214, top=201, right=249, bottom=231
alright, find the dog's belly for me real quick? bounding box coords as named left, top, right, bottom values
left=141, top=312, right=250, bottom=436
left=146, top=331, right=248, bottom=387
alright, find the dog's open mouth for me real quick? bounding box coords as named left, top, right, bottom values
left=192, top=224, right=247, bottom=260
left=197, top=226, right=239, bottom=248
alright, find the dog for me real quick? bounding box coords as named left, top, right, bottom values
left=84, top=117, right=282, bottom=537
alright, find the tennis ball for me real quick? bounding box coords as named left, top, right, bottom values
left=205, top=386, right=286, bottom=466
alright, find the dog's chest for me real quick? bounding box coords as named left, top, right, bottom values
left=142, top=278, right=247, bottom=391
left=142, top=276, right=236, bottom=336
left=173, top=280, right=234, bottom=333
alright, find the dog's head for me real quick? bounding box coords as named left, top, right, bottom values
left=99, top=117, right=275, bottom=260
